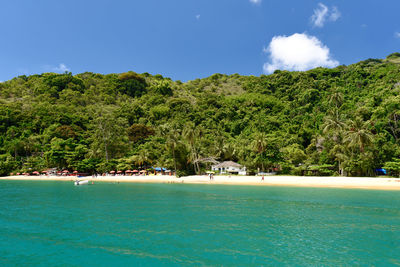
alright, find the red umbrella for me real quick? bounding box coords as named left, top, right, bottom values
left=16, top=173, right=20, bottom=175
left=73, top=171, right=78, bottom=174
left=132, top=170, right=139, bottom=173
left=10, top=173, right=14, bottom=176
left=32, top=171, right=39, bottom=175
left=62, top=170, right=69, bottom=173
left=125, top=170, right=132, bottom=173
left=117, top=171, right=123, bottom=174
left=110, top=171, right=116, bottom=174
left=41, top=171, right=47, bottom=173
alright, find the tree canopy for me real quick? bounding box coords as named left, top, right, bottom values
left=1, top=54, right=400, bottom=177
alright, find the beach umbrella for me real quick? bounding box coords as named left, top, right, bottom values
left=117, top=171, right=123, bottom=174
left=10, top=173, right=14, bottom=176
left=41, top=171, right=47, bottom=173
left=32, top=171, right=39, bottom=175
left=132, top=170, right=139, bottom=173
left=110, top=171, right=116, bottom=174
left=125, top=170, right=132, bottom=173
left=73, top=171, right=78, bottom=174
left=16, top=173, right=20, bottom=175
left=62, top=170, right=69, bottom=173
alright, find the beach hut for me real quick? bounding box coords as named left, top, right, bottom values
left=211, top=161, right=247, bottom=175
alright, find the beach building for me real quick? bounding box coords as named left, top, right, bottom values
left=211, top=161, right=247, bottom=175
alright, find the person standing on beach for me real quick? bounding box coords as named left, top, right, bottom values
left=261, top=175, right=264, bottom=181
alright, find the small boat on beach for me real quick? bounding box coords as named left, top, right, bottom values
left=74, top=180, right=89, bottom=186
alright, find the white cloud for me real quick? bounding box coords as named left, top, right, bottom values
left=330, top=6, right=341, bottom=21
left=263, top=33, right=339, bottom=74
left=249, top=0, right=262, bottom=5
left=311, top=3, right=341, bottom=28
left=195, top=14, right=200, bottom=20
left=395, top=32, right=400, bottom=38
left=311, top=3, right=328, bottom=27
left=53, top=63, right=70, bottom=73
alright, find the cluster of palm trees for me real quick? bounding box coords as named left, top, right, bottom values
left=321, top=91, right=374, bottom=176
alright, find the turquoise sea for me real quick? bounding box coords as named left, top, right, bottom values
left=1, top=181, right=400, bottom=266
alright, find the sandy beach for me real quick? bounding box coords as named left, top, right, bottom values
left=2, top=174, right=400, bottom=190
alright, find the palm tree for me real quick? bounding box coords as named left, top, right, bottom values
left=323, top=110, right=346, bottom=135
left=136, top=149, right=151, bottom=169
left=344, top=117, right=373, bottom=153
left=166, top=128, right=180, bottom=174
left=183, top=123, right=202, bottom=174
left=253, top=132, right=267, bottom=171
left=328, top=90, right=343, bottom=109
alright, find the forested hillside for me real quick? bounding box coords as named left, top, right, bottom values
left=2, top=53, right=400, bottom=177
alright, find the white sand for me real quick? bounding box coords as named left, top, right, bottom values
left=2, top=174, right=400, bottom=190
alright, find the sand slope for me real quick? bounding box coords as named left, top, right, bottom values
left=2, top=175, right=400, bottom=190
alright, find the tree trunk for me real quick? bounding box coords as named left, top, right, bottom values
left=173, top=148, right=177, bottom=174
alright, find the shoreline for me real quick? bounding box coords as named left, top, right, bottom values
left=2, top=175, right=400, bottom=190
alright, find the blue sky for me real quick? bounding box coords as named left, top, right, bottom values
left=0, top=0, right=399, bottom=82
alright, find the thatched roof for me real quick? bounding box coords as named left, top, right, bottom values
left=212, top=161, right=242, bottom=168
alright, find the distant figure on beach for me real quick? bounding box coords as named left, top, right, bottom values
left=261, top=175, right=264, bottom=181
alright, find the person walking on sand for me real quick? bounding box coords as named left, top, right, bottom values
left=261, top=175, right=264, bottom=182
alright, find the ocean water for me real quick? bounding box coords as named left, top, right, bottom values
left=1, top=181, right=400, bottom=266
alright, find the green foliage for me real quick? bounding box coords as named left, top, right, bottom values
left=1, top=53, right=400, bottom=176
left=117, top=71, right=147, bottom=97
left=383, top=159, right=400, bottom=177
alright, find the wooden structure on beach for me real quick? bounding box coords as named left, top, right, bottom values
left=211, top=161, right=247, bottom=175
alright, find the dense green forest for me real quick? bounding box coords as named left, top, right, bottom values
left=2, top=53, right=400, bottom=177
